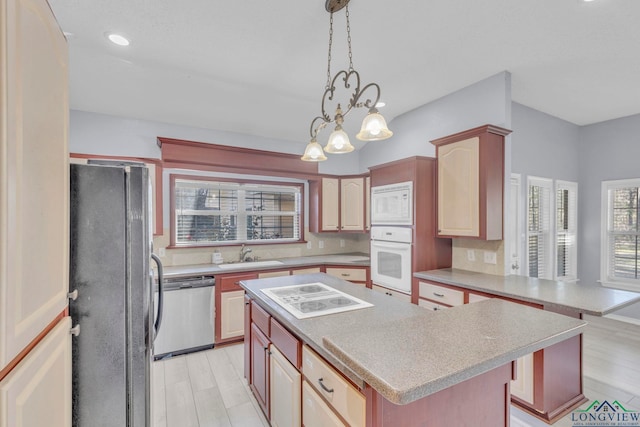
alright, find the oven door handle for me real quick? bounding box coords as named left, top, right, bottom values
left=371, top=241, right=412, bottom=250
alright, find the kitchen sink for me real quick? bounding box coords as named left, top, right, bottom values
left=217, top=260, right=284, bottom=269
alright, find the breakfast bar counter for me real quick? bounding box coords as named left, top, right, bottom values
left=413, top=268, right=640, bottom=424
left=240, top=273, right=586, bottom=426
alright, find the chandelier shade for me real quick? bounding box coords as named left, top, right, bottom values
left=301, top=0, right=392, bottom=162
left=301, top=138, right=328, bottom=162
left=356, top=108, right=393, bottom=141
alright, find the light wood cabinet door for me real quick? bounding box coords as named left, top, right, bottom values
left=372, top=285, right=411, bottom=303
left=437, top=137, right=480, bottom=237
left=220, top=291, right=245, bottom=340
left=321, top=178, right=340, bottom=231
left=511, top=353, right=535, bottom=404
left=1, top=0, right=69, bottom=370
left=270, top=345, right=301, bottom=427
left=340, top=177, right=365, bottom=231
left=0, top=317, right=72, bottom=427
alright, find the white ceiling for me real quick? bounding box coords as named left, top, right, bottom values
left=49, top=0, right=640, bottom=147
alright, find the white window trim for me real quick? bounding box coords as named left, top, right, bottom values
left=554, top=180, right=578, bottom=282
left=526, top=176, right=554, bottom=280
left=600, top=178, right=640, bottom=292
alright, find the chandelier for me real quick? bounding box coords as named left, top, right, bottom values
left=301, top=0, right=393, bottom=162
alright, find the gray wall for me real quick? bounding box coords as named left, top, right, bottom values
left=578, top=114, right=640, bottom=318
left=511, top=103, right=580, bottom=181
left=359, top=72, right=511, bottom=171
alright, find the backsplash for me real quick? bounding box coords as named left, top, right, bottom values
left=153, top=228, right=370, bottom=266
left=451, top=238, right=505, bottom=276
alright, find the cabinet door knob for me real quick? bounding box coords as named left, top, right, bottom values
left=68, top=289, right=78, bottom=301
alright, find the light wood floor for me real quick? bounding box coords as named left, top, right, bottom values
left=152, top=314, right=640, bottom=427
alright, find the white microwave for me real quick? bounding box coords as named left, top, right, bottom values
left=370, top=181, right=413, bottom=225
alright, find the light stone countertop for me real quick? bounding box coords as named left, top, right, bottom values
left=414, top=268, right=640, bottom=316
left=160, top=253, right=370, bottom=278
left=240, top=273, right=586, bottom=405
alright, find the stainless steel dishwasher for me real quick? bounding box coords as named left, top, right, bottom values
left=153, top=275, right=215, bottom=359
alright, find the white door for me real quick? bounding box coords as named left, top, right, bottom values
left=508, top=174, right=523, bottom=275
left=270, top=345, right=301, bottom=427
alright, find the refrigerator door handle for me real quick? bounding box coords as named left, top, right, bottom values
left=151, top=253, right=164, bottom=341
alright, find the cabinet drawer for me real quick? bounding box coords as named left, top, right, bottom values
left=258, top=270, right=290, bottom=279
left=218, top=272, right=258, bottom=291
left=302, top=381, right=345, bottom=427
left=418, top=282, right=464, bottom=306
left=291, top=267, right=322, bottom=275
left=371, top=285, right=411, bottom=303
left=270, top=318, right=301, bottom=368
left=302, top=346, right=365, bottom=427
left=251, top=301, right=270, bottom=336
left=418, top=298, right=449, bottom=312
left=325, top=267, right=367, bottom=282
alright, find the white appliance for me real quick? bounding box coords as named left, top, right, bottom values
left=370, top=181, right=413, bottom=225
left=370, top=226, right=413, bottom=294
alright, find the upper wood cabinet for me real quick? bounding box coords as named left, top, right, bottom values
left=309, top=176, right=368, bottom=233
left=1, top=0, right=69, bottom=372
left=431, top=125, right=511, bottom=240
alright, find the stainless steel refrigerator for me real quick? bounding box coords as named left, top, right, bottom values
left=69, top=162, right=164, bottom=427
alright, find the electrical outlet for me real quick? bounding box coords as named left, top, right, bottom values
left=467, top=249, right=475, bottom=262
left=306, top=242, right=312, bottom=250
left=318, top=240, right=324, bottom=249
left=158, top=247, right=166, bottom=257
left=484, top=251, right=497, bottom=265
left=340, top=239, right=345, bottom=248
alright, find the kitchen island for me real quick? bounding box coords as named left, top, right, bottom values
left=413, top=268, right=640, bottom=424
left=240, top=273, right=586, bottom=427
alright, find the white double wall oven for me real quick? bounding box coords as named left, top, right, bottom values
left=370, top=182, right=414, bottom=295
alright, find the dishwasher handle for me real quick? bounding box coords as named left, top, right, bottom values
left=151, top=253, right=164, bottom=341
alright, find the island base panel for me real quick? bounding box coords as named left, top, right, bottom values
left=366, top=363, right=512, bottom=427
left=511, top=334, right=587, bottom=424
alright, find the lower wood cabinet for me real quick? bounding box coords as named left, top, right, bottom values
left=325, top=266, right=369, bottom=286
left=270, top=345, right=301, bottom=427
left=250, top=323, right=270, bottom=418
left=302, top=346, right=365, bottom=426
left=302, top=380, right=346, bottom=427
left=219, top=290, right=246, bottom=341
left=0, top=317, right=72, bottom=427
left=511, top=352, right=534, bottom=404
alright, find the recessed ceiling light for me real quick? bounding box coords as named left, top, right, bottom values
left=106, top=33, right=130, bottom=46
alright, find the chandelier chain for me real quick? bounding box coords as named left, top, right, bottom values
left=326, top=12, right=334, bottom=90
left=345, top=4, right=354, bottom=71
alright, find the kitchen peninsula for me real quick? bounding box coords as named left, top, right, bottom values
left=414, top=268, right=640, bottom=424
left=240, top=273, right=586, bottom=427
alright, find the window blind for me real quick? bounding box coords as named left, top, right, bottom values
left=174, top=178, right=302, bottom=246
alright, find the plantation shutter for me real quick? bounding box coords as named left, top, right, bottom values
left=608, top=186, right=640, bottom=280
left=555, top=181, right=578, bottom=281
left=527, top=177, right=552, bottom=279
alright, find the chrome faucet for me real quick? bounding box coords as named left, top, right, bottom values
left=239, top=244, right=252, bottom=262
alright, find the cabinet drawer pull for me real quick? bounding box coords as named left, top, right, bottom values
left=318, top=378, right=334, bottom=394
left=235, top=281, right=240, bottom=285
left=433, top=292, right=445, bottom=298
left=341, top=273, right=350, bottom=277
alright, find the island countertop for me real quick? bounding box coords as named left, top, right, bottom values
left=414, top=268, right=640, bottom=316
left=240, top=273, right=586, bottom=405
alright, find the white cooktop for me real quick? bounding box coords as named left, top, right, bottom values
left=261, top=283, right=373, bottom=319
